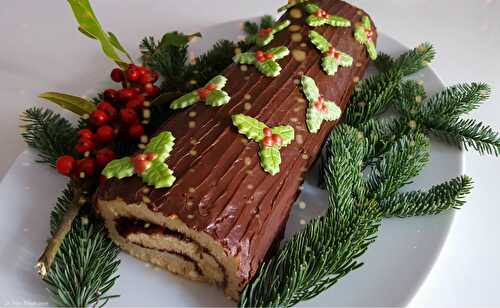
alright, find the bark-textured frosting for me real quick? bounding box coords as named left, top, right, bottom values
left=98, top=0, right=376, bottom=284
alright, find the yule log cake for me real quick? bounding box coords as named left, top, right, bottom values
left=97, top=0, right=376, bottom=300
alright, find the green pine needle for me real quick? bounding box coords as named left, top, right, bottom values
left=391, top=42, right=435, bottom=76
left=45, top=185, right=121, bottom=307
left=20, top=107, right=77, bottom=167
left=397, top=80, right=427, bottom=116
left=260, top=15, right=276, bottom=29
left=379, top=175, right=473, bottom=218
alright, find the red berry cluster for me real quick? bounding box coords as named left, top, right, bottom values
left=132, top=152, right=157, bottom=174
left=315, top=9, right=330, bottom=18
left=255, top=50, right=274, bottom=62
left=314, top=96, right=329, bottom=113
left=196, top=83, right=217, bottom=100
left=327, top=47, right=342, bottom=60
left=55, top=64, right=161, bottom=180
left=364, top=28, right=374, bottom=41
left=261, top=127, right=283, bottom=147
left=258, top=27, right=273, bottom=38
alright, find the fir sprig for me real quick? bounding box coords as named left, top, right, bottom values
left=20, top=107, right=77, bottom=167
left=243, top=15, right=276, bottom=36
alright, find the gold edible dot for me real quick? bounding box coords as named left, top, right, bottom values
left=408, top=120, right=417, bottom=129
left=140, top=135, right=149, bottom=144
left=189, top=79, right=197, bottom=85
left=296, top=97, right=306, bottom=103
left=296, top=134, right=304, bottom=145
left=241, top=138, right=249, bottom=145
left=299, top=219, right=306, bottom=225
left=189, top=149, right=198, bottom=156
left=298, top=201, right=306, bottom=209
left=81, top=216, right=89, bottom=225
left=142, top=187, right=150, bottom=194
left=246, top=170, right=253, bottom=176
left=187, top=214, right=194, bottom=219
left=292, top=49, right=307, bottom=62
left=84, top=151, right=90, bottom=157
left=300, top=42, right=307, bottom=48
left=188, top=121, right=196, bottom=128
left=244, top=76, right=250, bottom=81
left=78, top=197, right=87, bottom=205
left=143, top=101, right=151, bottom=107
left=357, top=10, right=363, bottom=15
left=415, top=96, right=422, bottom=103
left=291, top=33, right=303, bottom=42
left=244, top=157, right=252, bottom=166
left=291, top=117, right=298, bottom=122
left=190, top=138, right=198, bottom=145
left=240, top=65, right=248, bottom=72
left=355, top=62, right=363, bottom=67
left=353, top=76, right=360, bottom=83
left=417, top=80, right=424, bottom=85
left=234, top=48, right=242, bottom=55
left=143, top=109, right=151, bottom=119
left=301, top=154, right=309, bottom=160
left=290, top=8, right=303, bottom=19
left=188, top=111, right=197, bottom=118
left=247, top=184, right=254, bottom=190
left=138, top=144, right=146, bottom=150
left=244, top=102, right=252, bottom=111
left=188, top=187, right=196, bottom=193
left=244, top=94, right=252, bottom=100
left=142, top=196, right=151, bottom=204
left=293, top=79, right=300, bottom=85
left=289, top=24, right=301, bottom=32
left=144, top=222, right=150, bottom=228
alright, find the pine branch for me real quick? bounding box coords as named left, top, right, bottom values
left=373, top=52, right=395, bottom=73
left=366, top=133, right=431, bottom=200
left=391, top=42, right=435, bottom=76
left=20, top=107, right=77, bottom=167
left=419, top=82, right=491, bottom=121
left=44, top=184, right=120, bottom=307
left=239, top=126, right=382, bottom=307
left=429, top=118, right=500, bottom=156
left=243, top=21, right=259, bottom=36
left=358, top=118, right=410, bottom=162
left=260, top=15, right=276, bottom=29
left=379, top=175, right=473, bottom=218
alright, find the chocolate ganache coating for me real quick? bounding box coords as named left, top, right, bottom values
left=98, top=0, right=376, bottom=284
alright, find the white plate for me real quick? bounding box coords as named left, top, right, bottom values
left=0, top=19, right=461, bottom=307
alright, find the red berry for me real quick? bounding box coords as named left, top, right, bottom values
left=132, top=87, right=142, bottom=95
left=256, top=50, right=264, bottom=57
left=129, top=123, right=144, bottom=138
left=262, top=136, right=273, bottom=147
left=77, top=158, right=96, bottom=176
left=197, top=88, right=210, bottom=99
left=272, top=134, right=283, bottom=147
left=97, top=101, right=118, bottom=119
left=139, top=72, right=155, bottom=84
left=118, top=88, right=135, bottom=101
left=256, top=56, right=265, bottom=62
left=134, top=154, right=148, bottom=161
left=78, top=128, right=94, bottom=140
left=126, top=68, right=139, bottom=81
left=96, top=148, right=115, bottom=167
left=103, top=88, right=119, bottom=103
left=75, top=137, right=95, bottom=153
left=110, top=68, right=124, bottom=82
left=265, top=53, right=273, bottom=60
left=321, top=105, right=329, bottom=113
left=120, top=108, right=138, bottom=124
left=263, top=127, right=272, bottom=137
left=96, top=125, right=114, bottom=143
left=90, top=110, right=110, bottom=126
left=145, top=152, right=157, bottom=161
left=136, top=66, right=148, bottom=77
left=126, top=95, right=145, bottom=110
left=128, top=63, right=138, bottom=70
left=56, top=155, right=76, bottom=176
left=206, top=83, right=217, bottom=91
left=133, top=160, right=150, bottom=174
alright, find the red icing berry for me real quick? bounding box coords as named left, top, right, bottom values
left=90, top=110, right=110, bottom=126
left=96, top=148, right=115, bottom=167
left=78, top=128, right=94, bottom=140
left=258, top=28, right=273, bottom=38
left=264, top=53, right=273, bottom=60
left=120, top=108, right=139, bottom=124
left=206, top=83, right=217, bottom=91
left=131, top=153, right=156, bottom=174
left=128, top=123, right=144, bottom=138
left=263, top=127, right=273, bottom=137
left=126, top=95, right=145, bottom=110
left=271, top=134, right=283, bottom=147
left=56, top=155, right=76, bottom=176
left=365, top=28, right=374, bottom=41
left=126, top=67, right=140, bottom=81
left=97, top=101, right=118, bottom=119
left=96, top=125, right=114, bottom=143
left=118, top=88, right=135, bottom=101
left=321, top=104, right=329, bottom=113
left=262, top=136, right=273, bottom=147
left=135, top=154, right=148, bottom=161
left=197, top=88, right=210, bottom=99
left=327, top=47, right=342, bottom=60
left=315, top=9, right=329, bottom=18
left=110, top=68, right=124, bottom=82
left=315, top=96, right=326, bottom=111
left=103, top=88, right=119, bottom=103
left=75, top=137, right=95, bottom=153
left=256, top=50, right=265, bottom=57
left=77, top=157, right=96, bottom=176
left=145, top=152, right=157, bottom=161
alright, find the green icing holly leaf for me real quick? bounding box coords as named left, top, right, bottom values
left=102, top=131, right=177, bottom=188
left=255, top=60, right=282, bottom=77
left=308, top=30, right=331, bottom=53
left=141, top=159, right=176, bottom=189
left=247, top=20, right=291, bottom=47
left=231, top=114, right=266, bottom=142
left=144, top=131, right=175, bottom=161
left=233, top=47, right=289, bottom=78
left=301, top=75, right=342, bottom=134
left=233, top=52, right=257, bottom=64
left=38, top=92, right=96, bottom=116
left=271, top=126, right=295, bottom=146
left=170, top=91, right=199, bottom=110
left=258, top=146, right=281, bottom=176
left=102, top=157, right=134, bottom=179
left=309, top=31, right=353, bottom=76
left=232, top=114, right=295, bottom=176
left=301, top=75, right=320, bottom=102
left=354, top=15, right=378, bottom=60
left=304, top=4, right=351, bottom=28
left=304, top=3, right=321, bottom=13
left=170, top=75, right=230, bottom=110
left=277, top=0, right=310, bottom=12
left=206, top=89, right=230, bottom=107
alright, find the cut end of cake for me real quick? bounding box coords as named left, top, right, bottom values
left=96, top=199, right=244, bottom=301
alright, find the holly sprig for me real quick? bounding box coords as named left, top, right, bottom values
left=304, top=3, right=351, bottom=28
left=354, top=15, right=378, bottom=60
left=233, top=46, right=290, bottom=77
left=102, top=131, right=176, bottom=188
left=301, top=75, right=342, bottom=133
left=246, top=19, right=291, bottom=47
left=308, top=30, right=353, bottom=76
left=232, top=114, right=294, bottom=175
left=170, top=75, right=230, bottom=110
left=277, top=0, right=310, bottom=12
